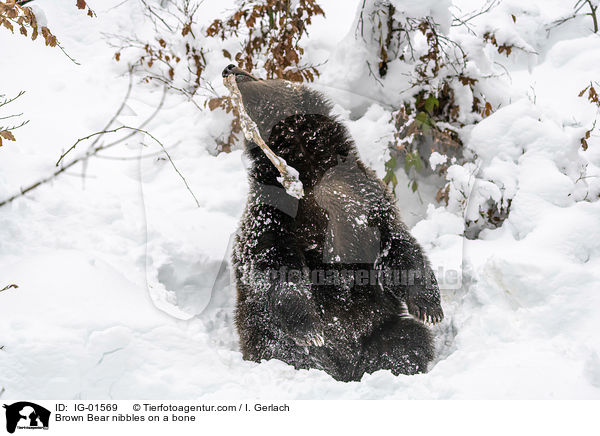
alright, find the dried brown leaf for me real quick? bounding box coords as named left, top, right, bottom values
left=2, top=19, right=14, bottom=32
left=208, top=97, right=223, bottom=111
left=579, top=85, right=590, bottom=97
left=0, top=130, right=15, bottom=141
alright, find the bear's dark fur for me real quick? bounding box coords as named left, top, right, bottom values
left=225, top=64, right=443, bottom=382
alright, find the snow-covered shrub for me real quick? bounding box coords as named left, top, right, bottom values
left=439, top=1, right=600, bottom=238
left=348, top=0, right=600, bottom=238
left=351, top=1, right=497, bottom=206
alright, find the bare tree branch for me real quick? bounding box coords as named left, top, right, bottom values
left=547, top=0, right=598, bottom=33
left=0, top=119, right=29, bottom=132
left=0, top=112, right=24, bottom=121
left=140, top=0, right=174, bottom=32
left=0, top=91, right=25, bottom=109
left=0, top=83, right=200, bottom=209
left=57, top=43, right=81, bottom=65
left=0, top=284, right=18, bottom=293
left=451, top=0, right=501, bottom=27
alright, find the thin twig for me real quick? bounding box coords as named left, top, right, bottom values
left=57, top=43, right=81, bottom=65
left=0, top=284, right=18, bottom=293
left=1, top=125, right=199, bottom=208
left=55, top=126, right=200, bottom=207
left=547, top=0, right=598, bottom=33
left=0, top=91, right=25, bottom=108
left=452, top=0, right=501, bottom=26
left=366, top=61, right=384, bottom=87
left=547, top=14, right=580, bottom=30
left=355, top=0, right=367, bottom=40
left=76, top=69, right=134, bottom=184
left=85, top=67, right=135, bottom=153
left=147, top=133, right=201, bottom=207
left=0, top=112, right=24, bottom=121
left=100, top=86, right=167, bottom=148
left=56, top=126, right=137, bottom=166
left=95, top=141, right=180, bottom=160
left=586, top=0, right=599, bottom=32
left=0, top=158, right=82, bottom=207
left=140, top=0, right=174, bottom=32
left=0, top=87, right=176, bottom=208
left=143, top=75, right=203, bottom=111
left=0, top=119, right=30, bottom=132
left=104, top=0, right=132, bottom=12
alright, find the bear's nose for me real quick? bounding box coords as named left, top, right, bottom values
left=222, top=64, right=258, bottom=81
left=222, top=64, right=238, bottom=78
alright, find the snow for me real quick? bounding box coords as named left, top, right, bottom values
left=0, top=0, right=599, bottom=400
left=429, top=152, right=448, bottom=170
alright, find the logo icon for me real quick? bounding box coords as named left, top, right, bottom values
left=3, top=402, right=50, bottom=434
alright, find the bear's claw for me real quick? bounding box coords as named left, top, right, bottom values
left=407, top=295, right=444, bottom=325
left=294, top=331, right=325, bottom=347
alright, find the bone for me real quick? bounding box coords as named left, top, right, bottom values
left=223, top=74, right=305, bottom=199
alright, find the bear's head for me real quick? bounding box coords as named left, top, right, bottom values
left=222, top=64, right=353, bottom=187
left=222, top=64, right=332, bottom=140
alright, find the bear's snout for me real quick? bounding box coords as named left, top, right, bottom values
left=222, top=64, right=258, bottom=82
left=222, top=64, right=237, bottom=77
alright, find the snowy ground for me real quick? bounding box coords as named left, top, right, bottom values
left=0, top=0, right=599, bottom=399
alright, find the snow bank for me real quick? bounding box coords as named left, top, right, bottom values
left=0, top=0, right=599, bottom=399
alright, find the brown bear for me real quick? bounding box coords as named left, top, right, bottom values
left=224, top=64, right=443, bottom=382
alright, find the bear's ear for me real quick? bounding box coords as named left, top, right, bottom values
left=2, top=404, right=6, bottom=408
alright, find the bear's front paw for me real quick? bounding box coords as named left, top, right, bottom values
left=406, top=294, right=444, bottom=325
left=277, top=302, right=325, bottom=347
left=294, top=330, right=325, bottom=347
left=289, top=308, right=326, bottom=347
